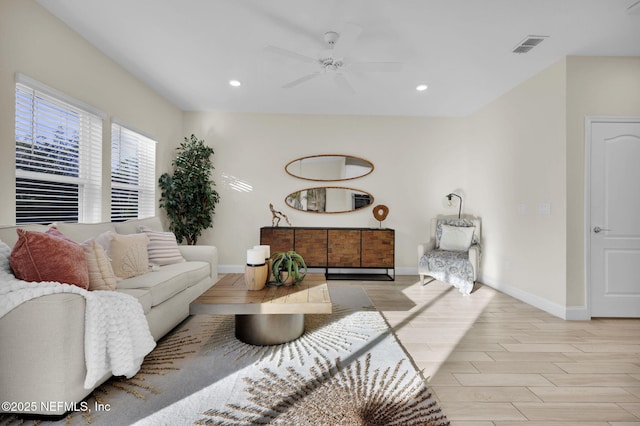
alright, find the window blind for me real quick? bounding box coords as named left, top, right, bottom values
left=15, top=81, right=102, bottom=224
left=111, top=123, right=156, bottom=221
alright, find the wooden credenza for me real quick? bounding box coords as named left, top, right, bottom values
left=260, top=227, right=395, bottom=280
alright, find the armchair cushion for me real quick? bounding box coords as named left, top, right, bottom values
left=419, top=250, right=475, bottom=294
left=436, top=218, right=480, bottom=246
left=439, top=224, right=475, bottom=251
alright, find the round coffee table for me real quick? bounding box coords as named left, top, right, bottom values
left=235, top=313, right=304, bottom=345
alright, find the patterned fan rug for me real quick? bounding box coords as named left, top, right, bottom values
left=1, top=286, right=449, bottom=425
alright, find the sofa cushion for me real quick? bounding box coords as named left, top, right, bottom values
left=10, top=229, right=89, bottom=289
left=109, top=233, right=149, bottom=279
left=53, top=222, right=117, bottom=244
left=0, top=224, right=50, bottom=248
left=116, top=261, right=210, bottom=307
left=117, top=288, right=153, bottom=314
left=115, top=217, right=163, bottom=235
left=139, top=226, right=185, bottom=266
left=82, top=239, right=118, bottom=291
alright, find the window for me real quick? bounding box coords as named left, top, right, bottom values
left=15, top=76, right=103, bottom=224
left=110, top=123, right=156, bottom=221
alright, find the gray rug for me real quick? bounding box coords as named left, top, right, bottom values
left=1, top=287, right=449, bottom=425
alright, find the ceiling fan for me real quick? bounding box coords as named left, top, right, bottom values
left=265, top=24, right=402, bottom=93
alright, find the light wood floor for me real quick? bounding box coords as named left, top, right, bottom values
left=327, top=275, right=640, bottom=425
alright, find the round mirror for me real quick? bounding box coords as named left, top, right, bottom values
left=285, top=187, right=374, bottom=213
left=285, top=155, right=374, bottom=181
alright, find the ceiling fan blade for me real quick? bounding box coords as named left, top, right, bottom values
left=282, top=73, right=321, bottom=88
left=249, top=4, right=322, bottom=47
left=347, top=62, right=403, bottom=72
left=333, top=73, right=355, bottom=94
left=265, top=45, right=318, bottom=64
left=332, top=22, right=363, bottom=57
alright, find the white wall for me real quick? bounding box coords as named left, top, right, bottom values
left=565, top=56, right=640, bottom=311
left=0, top=0, right=183, bottom=224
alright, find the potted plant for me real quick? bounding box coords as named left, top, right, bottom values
left=270, top=250, right=307, bottom=286
left=158, top=134, right=220, bottom=245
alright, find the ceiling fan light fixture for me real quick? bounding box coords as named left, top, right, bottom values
left=267, top=24, right=402, bottom=92
left=229, top=80, right=241, bottom=87
left=416, top=84, right=428, bottom=91
left=324, top=31, right=340, bottom=47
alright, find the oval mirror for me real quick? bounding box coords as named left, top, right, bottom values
left=285, top=187, right=374, bottom=213
left=285, top=155, right=374, bottom=181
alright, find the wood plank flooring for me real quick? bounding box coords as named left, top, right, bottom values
left=327, top=275, right=640, bottom=425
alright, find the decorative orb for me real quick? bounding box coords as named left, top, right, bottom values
left=373, top=204, right=389, bottom=221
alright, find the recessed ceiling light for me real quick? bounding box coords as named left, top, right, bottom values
left=416, top=84, right=428, bottom=92
left=229, top=80, right=241, bottom=87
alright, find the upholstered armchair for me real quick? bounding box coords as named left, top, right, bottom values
left=417, top=216, right=481, bottom=295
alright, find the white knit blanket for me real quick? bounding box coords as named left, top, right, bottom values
left=0, top=241, right=155, bottom=389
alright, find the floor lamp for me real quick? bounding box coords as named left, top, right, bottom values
left=446, top=193, right=462, bottom=218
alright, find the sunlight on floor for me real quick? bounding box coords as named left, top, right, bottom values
left=375, top=279, right=496, bottom=380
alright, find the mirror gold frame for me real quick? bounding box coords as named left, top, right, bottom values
left=285, top=186, right=374, bottom=214
left=285, top=154, right=374, bottom=182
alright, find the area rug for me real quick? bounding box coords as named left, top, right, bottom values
left=0, top=286, right=449, bottom=425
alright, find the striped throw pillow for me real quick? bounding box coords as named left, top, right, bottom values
left=139, top=226, right=185, bottom=266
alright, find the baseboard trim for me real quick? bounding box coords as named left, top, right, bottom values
left=218, top=265, right=244, bottom=274
left=480, top=274, right=590, bottom=320
left=564, top=306, right=590, bottom=320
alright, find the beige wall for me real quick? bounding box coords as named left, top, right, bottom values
left=565, top=56, right=640, bottom=309
left=182, top=111, right=467, bottom=271
left=463, top=60, right=568, bottom=311
left=0, top=0, right=183, bottom=224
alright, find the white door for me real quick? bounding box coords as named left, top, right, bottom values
left=589, top=118, right=640, bottom=318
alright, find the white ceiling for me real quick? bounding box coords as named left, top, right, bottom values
left=37, top=0, right=640, bottom=117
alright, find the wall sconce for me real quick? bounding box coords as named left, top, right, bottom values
left=446, top=193, right=463, bottom=218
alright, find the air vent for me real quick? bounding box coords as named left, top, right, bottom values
left=512, top=35, right=548, bottom=54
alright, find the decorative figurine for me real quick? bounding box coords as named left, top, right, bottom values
left=373, top=204, right=389, bottom=227
left=270, top=203, right=291, bottom=227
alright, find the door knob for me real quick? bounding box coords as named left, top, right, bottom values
left=593, top=226, right=611, bottom=233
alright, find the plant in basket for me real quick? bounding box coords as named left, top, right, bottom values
left=270, top=250, right=307, bottom=286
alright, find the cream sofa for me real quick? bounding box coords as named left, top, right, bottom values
left=0, top=217, right=218, bottom=416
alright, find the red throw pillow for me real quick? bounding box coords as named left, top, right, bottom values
left=10, top=228, right=90, bottom=289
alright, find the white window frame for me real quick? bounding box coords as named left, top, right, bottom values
left=15, top=74, right=104, bottom=224
left=110, top=121, right=156, bottom=221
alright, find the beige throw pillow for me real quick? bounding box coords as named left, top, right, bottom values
left=109, top=233, right=149, bottom=279
left=82, top=239, right=118, bottom=290
left=139, top=226, right=185, bottom=266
